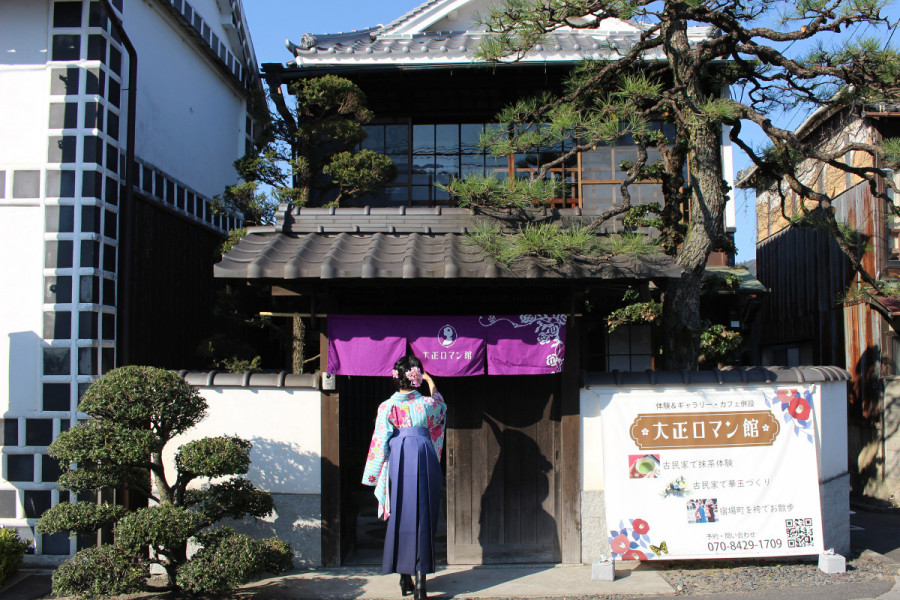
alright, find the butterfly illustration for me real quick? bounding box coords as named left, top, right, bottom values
left=650, top=541, right=669, bottom=555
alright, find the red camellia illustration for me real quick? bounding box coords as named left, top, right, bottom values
left=610, top=534, right=630, bottom=554
left=632, top=519, right=650, bottom=535
left=623, top=549, right=647, bottom=561
left=776, top=389, right=795, bottom=404
left=787, top=395, right=811, bottom=421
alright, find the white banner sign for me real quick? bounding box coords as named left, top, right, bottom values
left=599, top=386, right=824, bottom=560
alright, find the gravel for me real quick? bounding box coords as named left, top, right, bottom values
left=654, top=550, right=898, bottom=596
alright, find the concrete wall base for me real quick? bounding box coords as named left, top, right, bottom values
left=220, top=492, right=322, bottom=566
left=581, top=490, right=610, bottom=563
left=820, top=473, right=850, bottom=556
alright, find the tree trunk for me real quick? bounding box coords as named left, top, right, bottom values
left=661, top=122, right=728, bottom=369
left=292, top=316, right=305, bottom=374
left=151, top=452, right=171, bottom=505
left=658, top=11, right=729, bottom=370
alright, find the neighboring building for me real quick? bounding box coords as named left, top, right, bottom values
left=0, top=0, right=259, bottom=558
left=748, top=102, right=900, bottom=501
left=218, top=0, right=741, bottom=565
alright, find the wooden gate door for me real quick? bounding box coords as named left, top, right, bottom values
left=443, top=375, right=562, bottom=564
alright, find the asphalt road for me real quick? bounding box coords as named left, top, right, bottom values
left=851, top=506, right=900, bottom=563
left=4, top=505, right=899, bottom=600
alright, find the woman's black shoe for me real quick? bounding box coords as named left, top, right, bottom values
left=399, top=574, right=414, bottom=596
left=414, top=571, right=427, bottom=600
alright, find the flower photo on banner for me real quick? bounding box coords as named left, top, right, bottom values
left=764, top=388, right=815, bottom=443
left=608, top=518, right=664, bottom=561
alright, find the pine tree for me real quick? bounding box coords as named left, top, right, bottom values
left=447, top=0, right=899, bottom=368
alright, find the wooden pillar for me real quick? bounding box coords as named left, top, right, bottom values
left=319, top=330, right=341, bottom=566
left=559, top=314, right=582, bottom=563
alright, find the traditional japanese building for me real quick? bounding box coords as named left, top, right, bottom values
left=746, top=102, right=900, bottom=502
left=216, top=0, right=741, bottom=565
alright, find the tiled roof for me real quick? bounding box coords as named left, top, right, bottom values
left=215, top=230, right=680, bottom=280
left=276, top=205, right=642, bottom=234
left=286, top=28, right=710, bottom=67
left=215, top=206, right=681, bottom=281
left=584, top=365, right=851, bottom=386
left=284, top=0, right=715, bottom=69
left=179, top=370, right=318, bottom=389
left=705, top=265, right=768, bottom=293
left=374, top=0, right=447, bottom=36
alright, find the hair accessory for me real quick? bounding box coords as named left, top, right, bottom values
left=405, top=367, right=423, bottom=388
left=391, top=369, right=399, bottom=379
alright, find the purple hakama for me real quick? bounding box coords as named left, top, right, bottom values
left=382, top=427, right=442, bottom=575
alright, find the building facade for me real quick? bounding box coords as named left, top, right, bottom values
left=217, top=0, right=742, bottom=565
left=0, top=0, right=259, bottom=558
left=752, top=103, right=900, bottom=501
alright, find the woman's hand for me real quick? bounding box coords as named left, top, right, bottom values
left=422, top=372, right=436, bottom=391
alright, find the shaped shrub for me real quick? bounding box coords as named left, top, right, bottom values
left=0, top=528, right=28, bottom=586
left=36, top=366, right=292, bottom=597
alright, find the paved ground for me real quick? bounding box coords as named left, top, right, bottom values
left=851, top=507, right=900, bottom=563
left=3, top=503, right=899, bottom=599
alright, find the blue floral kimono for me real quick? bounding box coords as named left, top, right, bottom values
left=362, top=389, right=446, bottom=575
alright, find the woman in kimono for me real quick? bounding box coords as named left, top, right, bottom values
left=362, top=355, right=446, bottom=600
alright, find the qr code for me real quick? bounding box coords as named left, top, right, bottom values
left=785, top=518, right=815, bottom=548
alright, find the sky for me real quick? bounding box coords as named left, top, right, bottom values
left=241, top=1, right=898, bottom=265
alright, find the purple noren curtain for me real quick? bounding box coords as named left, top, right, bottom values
left=327, top=314, right=566, bottom=377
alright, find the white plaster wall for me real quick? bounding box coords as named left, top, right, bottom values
left=0, top=1, right=49, bottom=66
left=124, top=1, right=246, bottom=198
left=0, top=208, right=44, bottom=414
left=187, top=0, right=236, bottom=43
left=163, top=387, right=322, bottom=494
left=0, top=63, right=50, bottom=166
left=721, top=127, right=736, bottom=230
left=162, top=386, right=323, bottom=564
left=580, top=388, right=606, bottom=491
left=815, top=381, right=849, bottom=482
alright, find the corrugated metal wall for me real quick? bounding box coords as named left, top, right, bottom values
left=757, top=182, right=891, bottom=493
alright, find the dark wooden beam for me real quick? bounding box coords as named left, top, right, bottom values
left=319, top=330, right=342, bottom=565
left=559, top=313, right=582, bottom=563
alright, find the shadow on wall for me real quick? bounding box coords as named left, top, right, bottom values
left=478, top=423, right=560, bottom=562
left=228, top=507, right=322, bottom=566
left=849, top=346, right=892, bottom=498
left=247, top=438, right=321, bottom=494
left=9, top=331, right=41, bottom=413
left=4, top=332, right=43, bottom=548
left=227, top=439, right=323, bottom=565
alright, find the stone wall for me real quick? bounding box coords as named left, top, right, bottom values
left=863, top=377, right=900, bottom=502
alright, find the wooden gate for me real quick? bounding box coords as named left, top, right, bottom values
left=442, top=375, right=562, bottom=564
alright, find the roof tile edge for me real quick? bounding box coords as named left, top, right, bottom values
left=583, top=366, right=852, bottom=387
left=179, top=370, right=319, bottom=389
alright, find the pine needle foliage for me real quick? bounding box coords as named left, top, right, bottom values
left=216, top=75, right=397, bottom=219
left=453, top=0, right=900, bottom=368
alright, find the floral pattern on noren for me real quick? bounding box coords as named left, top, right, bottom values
left=763, top=388, right=815, bottom=443
left=609, top=518, right=662, bottom=560
left=478, top=314, right=567, bottom=372
left=361, top=390, right=446, bottom=519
